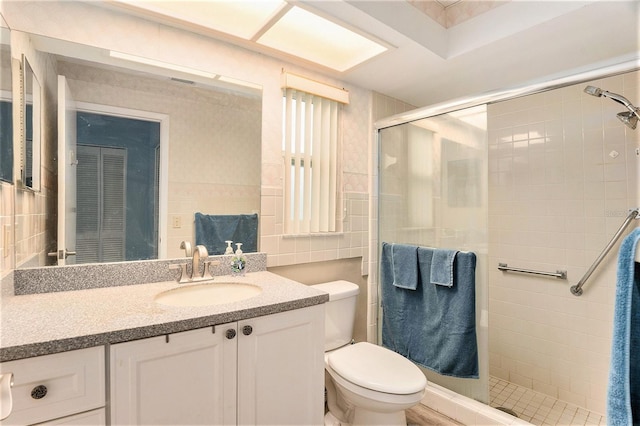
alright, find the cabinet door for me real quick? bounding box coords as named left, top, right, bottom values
left=110, top=325, right=237, bottom=425
left=237, top=304, right=325, bottom=425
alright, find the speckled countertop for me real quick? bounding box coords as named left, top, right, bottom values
left=0, top=271, right=328, bottom=362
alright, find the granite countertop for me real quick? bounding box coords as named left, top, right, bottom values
left=0, top=271, right=329, bottom=362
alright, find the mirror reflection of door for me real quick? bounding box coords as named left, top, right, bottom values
left=57, top=75, right=77, bottom=265
left=75, top=112, right=160, bottom=264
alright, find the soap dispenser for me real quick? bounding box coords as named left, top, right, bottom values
left=224, top=240, right=234, bottom=255
left=231, top=243, right=246, bottom=276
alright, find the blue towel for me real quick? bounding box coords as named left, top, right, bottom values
left=194, top=213, right=258, bottom=255
left=381, top=244, right=478, bottom=378
left=431, top=249, right=458, bottom=287
left=384, top=242, right=420, bottom=290
left=607, top=227, right=640, bottom=426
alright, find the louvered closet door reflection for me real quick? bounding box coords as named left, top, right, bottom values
left=76, top=145, right=126, bottom=263
left=101, top=150, right=126, bottom=262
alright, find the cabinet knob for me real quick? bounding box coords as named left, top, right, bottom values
left=31, top=385, right=48, bottom=400
left=225, top=329, right=236, bottom=339
left=242, top=325, right=253, bottom=336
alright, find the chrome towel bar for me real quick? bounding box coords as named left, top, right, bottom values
left=570, top=208, right=639, bottom=296
left=498, top=263, right=567, bottom=279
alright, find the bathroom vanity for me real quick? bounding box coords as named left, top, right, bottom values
left=0, top=267, right=328, bottom=425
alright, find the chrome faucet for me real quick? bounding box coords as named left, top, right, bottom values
left=170, top=243, right=219, bottom=283
left=180, top=241, right=192, bottom=257
left=191, top=245, right=208, bottom=279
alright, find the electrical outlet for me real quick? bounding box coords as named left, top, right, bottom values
left=172, top=216, right=182, bottom=229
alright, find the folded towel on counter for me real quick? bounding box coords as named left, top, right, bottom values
left=381, top=243, right=478, bottom=378
left=195, top=213, right=258, bottom=255
left=382, top=242, right=420, bottom=290
left=607, top=227, right=640, bottom=426
left=431, top=249, right=459, bottom=287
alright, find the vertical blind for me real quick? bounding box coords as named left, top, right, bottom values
left=283, top=89, right=339, bottom=234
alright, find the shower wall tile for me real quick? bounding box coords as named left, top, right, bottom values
left=488, top=70, right=639, bottom=416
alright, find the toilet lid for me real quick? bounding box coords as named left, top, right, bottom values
left=328, top=342, right=427, bottom=394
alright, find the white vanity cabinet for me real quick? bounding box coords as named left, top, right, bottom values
left=237, top=304, right=325, bottom=425
left=0, top=346, right=106, bottom=426
left=110, top=304, right=325, bottom=425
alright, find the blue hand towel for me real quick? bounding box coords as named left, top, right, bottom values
left=384, top=242, right=420, bottom=290
left=607, top=227, right=640, bottom=426
left=381, top=245, right=478, bottom=378
left=431, top=249, right=458, bottom=287
left=194, top=213, right=258, bottom=255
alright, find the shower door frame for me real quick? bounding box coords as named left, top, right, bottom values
left=373, top=58, right=639, bottom=403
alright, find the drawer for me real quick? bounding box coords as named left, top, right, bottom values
left=0, top=346, right=105, bottom=425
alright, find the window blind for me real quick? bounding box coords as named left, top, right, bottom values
left=283, top=89, right=339, bottom=234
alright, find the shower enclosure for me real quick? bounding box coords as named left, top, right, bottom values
left=376, top=66, right=639, bottom=422
left=378, top=105, right=489, bottom=402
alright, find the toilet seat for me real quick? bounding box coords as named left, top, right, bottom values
left=327, top=342, right=426, bottom=395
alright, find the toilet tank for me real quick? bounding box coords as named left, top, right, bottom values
left=311, top=280, right=360, bottom=351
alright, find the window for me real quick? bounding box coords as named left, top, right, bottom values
left=282, top=88, right=340, bottom=234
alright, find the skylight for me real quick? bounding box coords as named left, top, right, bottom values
left=112, top=1, right=388, bottom=72
left=258, top=6, right=388, bottom=72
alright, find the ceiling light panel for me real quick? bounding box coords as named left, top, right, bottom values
left=109, top=50, right=218, bottom=79
left=257, top=6, right=388, bottom=72
left=115, top=0, right=287, bottom=40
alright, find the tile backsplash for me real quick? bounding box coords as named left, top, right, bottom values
left=13, top=252, right=267, bottom=295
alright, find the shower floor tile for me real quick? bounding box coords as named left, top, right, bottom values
left=489, top=376, right=605, bottom=426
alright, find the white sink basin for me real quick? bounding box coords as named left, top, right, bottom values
left=154, top=282, right=262, bottom=307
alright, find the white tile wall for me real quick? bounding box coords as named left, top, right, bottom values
left=0, top=182, right=14, bottom=276
left=488, top=70, right=639, bottom=414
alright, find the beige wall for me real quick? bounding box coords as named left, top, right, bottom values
left=269, top=257, right=368, bottom=344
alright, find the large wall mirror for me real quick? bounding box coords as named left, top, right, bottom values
left=12, top=31, right=262, bottom=268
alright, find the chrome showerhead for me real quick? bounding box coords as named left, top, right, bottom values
left=617, top=111, right=638, bottom=130
left=584, top=85, right=640, bottom=130
left=584, top=85, right=634, bottom=109
left=584, top=85, right=603, bottom=97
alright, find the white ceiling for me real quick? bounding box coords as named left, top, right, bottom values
left=110, top=0, right=640, bottom=108
left=315, top=0, right=640, bottom=107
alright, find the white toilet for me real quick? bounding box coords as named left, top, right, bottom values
left=311, top=280, right=427, bottom=426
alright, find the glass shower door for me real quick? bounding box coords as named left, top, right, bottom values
left=378, top=105, right=489, bottom=402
